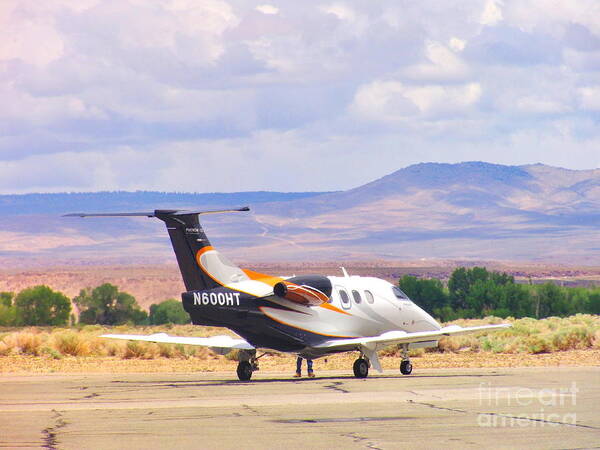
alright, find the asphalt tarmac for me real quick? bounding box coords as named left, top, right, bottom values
left=1, top=367, right=598, bottom=449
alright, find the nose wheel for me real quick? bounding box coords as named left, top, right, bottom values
left=400, top=360, right=412, bottom=375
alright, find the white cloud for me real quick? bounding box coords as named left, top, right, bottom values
left=515, top=96, right=570, bottom=114
left=480, top=0, right=503, bottom=26
left=255, top=4, right=279, bottom=15
left=403, top=41, right=469, bottom=81
left=0, top=16, right=64, bottom=66
left=350, top=80, right=481, bottom=121
left=578, top=86, right=600, bottom=110
left=321, top=3, right=357, bottom=22
left=1, top=0, right=600, bottom=194
left=504, top=0, right=600, bottom=35
left=449, top=37, right=466, bottom=52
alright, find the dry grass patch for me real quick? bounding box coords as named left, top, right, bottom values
left=1, top=315, right=599, bottom=375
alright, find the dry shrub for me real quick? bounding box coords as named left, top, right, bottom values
left=522, top=335, right=552, bottom=354
left=593, top=330, right=600, bottom=349
left=224, top=348, right=239, bottom=361
left=124, top=341, right=159, bottom=359
left=0, top=340, right=11, bottom=356
left=52, top=332, right=90, bottom=357
left=4, top=331, right=45, bottom=355
left=510, top=318, right=539, bottom=336
left=551, top=327, right=593, bottom=351
left=41, top=346, right=63, bottom=359
left=172, top=343, right=197, bottom=359
left=158, top=343, right=176, bottom=358
left=437, top=335, right=480, bottom=353
left=87, top=337, right=108, bottom=356
left=104, top=340, right=126, bottom=357
left=481, top=336, right=507, bottom=353
left=193, top=346, right=209, bottom=359
left=437, top=336, right=460, bottom=353
left=408, top=348, right=425, bottom=357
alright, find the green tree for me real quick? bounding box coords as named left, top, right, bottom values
left=535, top=283, right=568, bottom=318
left=14, top=285, right=71, bottom=326
left=448, top=267, right=470, bottom=310
left=465, top=279, right=500, bottom=315
left=0, top=292, right=14, bottom=307
left=588, top=291, right=600, bottom=314
left=494, top=283, right=533, bottom=318
left=149, top=299, right=190, bottom=325
left=74, top=283, right=147, bottom=325
left=399, top=276, right=448, bottom=314
left=0, top=291, right=16, bottom=326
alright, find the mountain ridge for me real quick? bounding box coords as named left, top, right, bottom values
left=0, top=161, right=599, bottom=265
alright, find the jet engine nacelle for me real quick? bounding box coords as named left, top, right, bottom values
left=273, top=275, right=332, bottom=306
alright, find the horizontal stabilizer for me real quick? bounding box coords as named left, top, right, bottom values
left=63, top=206, right=250, bottom=218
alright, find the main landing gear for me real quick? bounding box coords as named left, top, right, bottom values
left=399, top=344, right=412, bottom=375
left=236, top=350, right=260, bottom=381
left=353, top=357, right=369, bottom=378
left=352, top=344, right=413, bottom=378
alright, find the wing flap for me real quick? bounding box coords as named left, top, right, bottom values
left=101, top=333, right=255, bottom=353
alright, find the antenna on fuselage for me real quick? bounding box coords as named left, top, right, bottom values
left=341, top=267, right=349, bottom=277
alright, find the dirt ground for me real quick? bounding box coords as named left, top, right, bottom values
left=1, top=349, right=598, bottom=375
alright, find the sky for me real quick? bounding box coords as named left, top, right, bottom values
left=1, top=0, right=600, bottom=194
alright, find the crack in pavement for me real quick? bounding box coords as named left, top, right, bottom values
left=324, top=381, right=350, bottom=394
left=242, top=404, right=261, bottom=415
left=42, top=410, right=67, bottom=450
left=341, top=432, right=383, bottom=450
left=408, top=400, right=600, bottom=430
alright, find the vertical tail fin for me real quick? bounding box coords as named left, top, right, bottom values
left=64, top=207, right=250, bottom=292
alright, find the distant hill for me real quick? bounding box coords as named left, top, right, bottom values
left=1, top=162, right=599, bottom=266
left=0, top=191, right=331, bottom=215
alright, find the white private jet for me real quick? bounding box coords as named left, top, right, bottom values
left=65, top=207, right=510, bottom=380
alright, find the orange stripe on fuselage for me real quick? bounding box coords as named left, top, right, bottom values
left=195, top=246, right=226, bottom=287
left=318, top=301, right=352, bottom=315
left=259, top=306, right=357, bottom=338
left=242, top=269, right=284, bottom=286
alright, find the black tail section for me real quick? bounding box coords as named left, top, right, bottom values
left=154, top=210, right=218, bottom=291
left=64, top=207, right=250, bottom=292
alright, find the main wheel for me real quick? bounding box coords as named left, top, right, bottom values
left=400, top=360, right=412, bottom=375
left=237, top=361, right=253, bottom=381
left=353, top=358, right=369, bottom=378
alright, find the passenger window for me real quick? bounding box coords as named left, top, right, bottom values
left=338, top=288, right=351, bottom=310
left=365, top=290, right=374, bottom=304
left=352, top=290, right=362, bottom=304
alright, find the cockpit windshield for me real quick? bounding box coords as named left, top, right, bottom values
left=392, top=286, right=410, bottom=301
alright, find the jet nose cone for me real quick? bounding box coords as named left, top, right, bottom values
left=416, top=306, right=441, bottom=331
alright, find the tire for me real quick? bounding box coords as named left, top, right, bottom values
left=353, top=358, right=369, bottom=378
left=400, top=360, right=412, bottom=375
left=237, top=361, right=253, bottom=381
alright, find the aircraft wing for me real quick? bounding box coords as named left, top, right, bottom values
left=101, top=333, right=255, bottom=355
left=314, top=323, right=511, bottom=373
